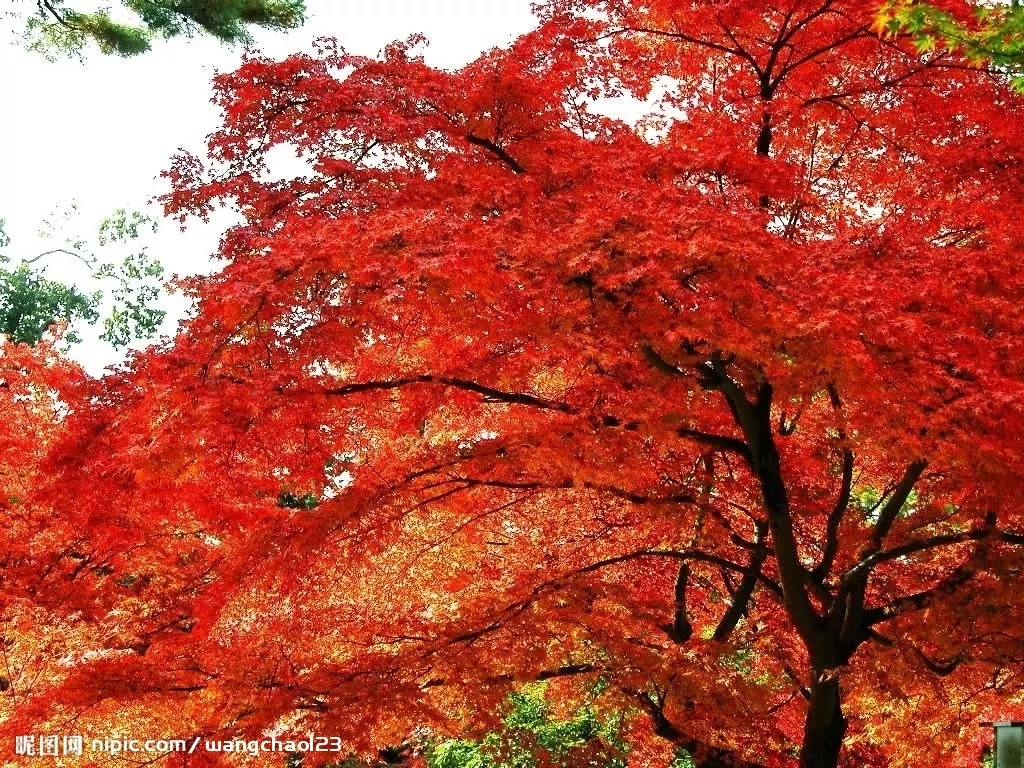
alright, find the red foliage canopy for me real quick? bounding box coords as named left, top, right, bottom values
left=5, top=2, right=1024, bottom=767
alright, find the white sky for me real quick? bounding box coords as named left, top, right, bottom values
left=0, top=0, right=537, bottom=372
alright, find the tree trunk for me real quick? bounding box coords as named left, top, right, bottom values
left=799, top=673, right=847, bottom=768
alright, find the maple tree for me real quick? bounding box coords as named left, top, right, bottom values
left=4, top=1, right=1024, bottom=767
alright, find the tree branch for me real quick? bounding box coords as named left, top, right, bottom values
left=575, top=549, right=783, bottom=596
left=713, top=519, right=769, bottom=640
left=318, top=376, right=573, bottom=412
left=444, top=476, right=697, bottom=506
left=700, top=357, right=821, bottom=651
left=419, top=662, right=599, bottom=690
left=864, top=559, right=978, bottom=625
left=596, top=26, right=754, bottom=66
left=624, top=688, right=769, bottom=768
left=813, top=447, right=853, bottom=582
left=869, top=459, right=928, bottom=546
left=465, top=133, right=526, bottom=174
left=38, top=0, right=76, bottom=29
left=677, top=428, right=753, bottom=462
left=860, top=528, right=992, bottom=571
left=773, top=24, right=873, bottom=86
left=667, top=563, right=693, bottom=643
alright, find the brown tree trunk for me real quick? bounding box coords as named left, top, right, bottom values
left=799, top=673, right=847, bottom=768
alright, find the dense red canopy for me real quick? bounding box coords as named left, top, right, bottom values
left=4, top=2, right=1024, bottom=767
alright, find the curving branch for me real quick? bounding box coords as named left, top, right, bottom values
left=678, top=427, right=753, bottom=462
left=863, top=558, right=978, bottom=625
left=812, top=382, right=854, bottom=581
left=444, top=476, right=697, bottom=506
left=625, top=687, right=769, bottom=768
left=862, top=514, right=1024, bottom=627
left=859, top=528, right=992, bottom=572
left=713, top=519, right=770, bottom=640
left=668, top=562, right=693, bottom=643
left=38, top=0, right=75, bottom=28
left=699, top=356, right=821, bottom=650
left=465, top=133, right=526, bottom=175
left=574, top=549, right=782, bottom=596
left=595, top=26, right=762, bottom=75
left=319, top=376, right=573, bottom=412
left=868, top=459, right=928, bottom=546
left=813, top=447, right=853, bottom=581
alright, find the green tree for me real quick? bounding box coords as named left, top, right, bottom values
left=17, top=0, right=305, bottom=57
left=0, top=207, right=165, bottom=347
left=879, top=1, right=1024, bottom=89
left=284, top=686, right=627, bottom=768
left=427, top=685, right=627, bottom=768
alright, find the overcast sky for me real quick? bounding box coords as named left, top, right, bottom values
left=0, top=0, right=536, bottom=372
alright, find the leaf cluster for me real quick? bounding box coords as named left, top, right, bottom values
left=879, top=1, right=1024, bottom=89
left=0, top=208, right=166, bottom=347
left=22, top=0, right=306, bottom=58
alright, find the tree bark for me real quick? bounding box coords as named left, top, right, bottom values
left=799, top=673, right=847, bottom=768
